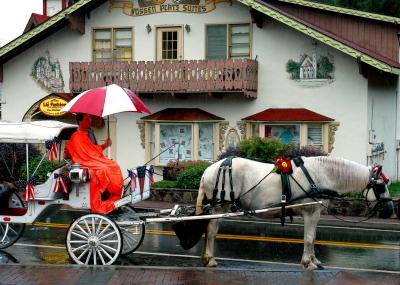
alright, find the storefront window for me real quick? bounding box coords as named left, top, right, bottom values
left=159, top=124, right=192, bottom=163
left=308, top=124, right=323, bottom=146
left=264, top=124, right=300, bottom=144
left=198, top=124, right=213, bottom=160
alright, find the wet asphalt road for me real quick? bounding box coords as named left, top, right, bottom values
left=1, top=209, right=399, bottom=273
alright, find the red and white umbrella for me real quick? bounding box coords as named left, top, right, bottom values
left=61, top=84, right=151, bottom=117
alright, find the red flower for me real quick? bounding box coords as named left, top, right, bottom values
left=276, top=157, right=292, bottom=174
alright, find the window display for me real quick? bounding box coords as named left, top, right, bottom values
left=198, top=124, right=213, bottom=160
left=264, top=124, right=300, bottom=144
left=159, top=125, right=192, bottom=163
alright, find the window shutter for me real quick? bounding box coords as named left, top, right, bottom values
left=308, top=125, right=322, bottom=145
left=206, top=25, right=227, bottom=59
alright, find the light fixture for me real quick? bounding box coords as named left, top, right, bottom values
left=185, top=24, right=191, bottom=33
left=146, top=24, right=152, bottom=34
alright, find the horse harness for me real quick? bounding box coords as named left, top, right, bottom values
left=208, top=157, right=391, bottom=226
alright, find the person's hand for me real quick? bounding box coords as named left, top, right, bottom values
left=102, top=138, right=112, bottom=149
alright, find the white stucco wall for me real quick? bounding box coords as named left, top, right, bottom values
left=1, top=0, right=394, bottom=177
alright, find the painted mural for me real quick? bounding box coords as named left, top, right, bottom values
left=31, top=51, right=64, bottom=93
left=286, top=51, right=334, bottom=81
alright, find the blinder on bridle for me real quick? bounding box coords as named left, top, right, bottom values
left=364, top=164, right=391, bottom=203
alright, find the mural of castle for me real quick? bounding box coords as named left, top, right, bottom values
left=286, top=51, right=334, bottom=81
left=31, top=51, right=64, bottom=93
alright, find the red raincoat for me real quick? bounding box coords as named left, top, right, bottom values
left=65, top=130, right=123, bottom=214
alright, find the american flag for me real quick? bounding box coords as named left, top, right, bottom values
left=53, top=174, right=68, bottom=194
left=25, top=182, right=36, bottom=202
left=46, top=138, right=60, bottom=162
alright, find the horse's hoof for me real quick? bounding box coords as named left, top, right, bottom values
left=316, top=264, right=324, bottom=270
left=302, top=260, right=318, bottom=271
left=311, top=256, right=322, bottom=266
left=206, top=258, right=218, bottom=267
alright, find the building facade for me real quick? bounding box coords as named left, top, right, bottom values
left=1, top=0, right=399, bottom=180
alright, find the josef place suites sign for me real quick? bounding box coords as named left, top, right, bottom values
left=110, top=0, right=231, bottom=16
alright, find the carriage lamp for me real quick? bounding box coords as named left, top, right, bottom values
left=69, top=163, right=89, bottom=183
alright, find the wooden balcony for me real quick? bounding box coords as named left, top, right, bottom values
left=69, top=59, right=258, bottom=98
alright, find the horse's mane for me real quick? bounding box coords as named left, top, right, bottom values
left=307, top=156, right=370, bottom=192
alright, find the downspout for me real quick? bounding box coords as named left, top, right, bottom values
left=396, top=38, right=400, bottom=182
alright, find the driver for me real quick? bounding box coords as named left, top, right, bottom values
left=64, top=113, right=123, bottom=214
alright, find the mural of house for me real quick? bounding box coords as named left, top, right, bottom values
left=0, top=0, right=400, bottom=180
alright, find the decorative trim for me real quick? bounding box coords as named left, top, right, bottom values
left=237, top=121, right=247, bottom=139
left=218, top=121, right=229, bottom=151
left=31, top=51, right=65, bottom=92
left=328, top=122, right=339, bottom=153
left=0, top=0, right=91, bottom=59
left=237, top=0, right=400, bottom=75
left=137, top=120, right=145, bottom=149
left=277, top=0, right=400, bottom=24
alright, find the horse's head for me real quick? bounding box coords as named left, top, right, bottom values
left=363, top=165, right=394, bottom=218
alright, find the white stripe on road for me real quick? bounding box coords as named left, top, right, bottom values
left=12, top=242, right=400, bottom=274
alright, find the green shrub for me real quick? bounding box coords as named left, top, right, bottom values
left=19, top=155, right=64, bottom=184
left=152, top=180, right=178, bottom=189
left=388, top=182, right=400, bottom=197
left=176, top=161, right=211, bottom=189
left=238, top=137, right=295, bottom=162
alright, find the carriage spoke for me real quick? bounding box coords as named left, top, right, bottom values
left=99, top=243, right=117, bottom=253
left=83, top=219, right=92, bottom=235
left=69, top=240, right=88, bottom=244
left=98, top=224, right=110, bottom=238
left=72, top=244, right=89, bottom=253
left=75, top=224, right=89, bottom=237
left=99, top=231, right=116, bottom=241
left=84, top=248, right=93, bottom=265
left=91, top=217, right=96, bottom=235
left=98, top=246, right=113, bottom=260
left=101, top=240, right=119, bottom=244
left=77, top=246, right=90, bottom=261
left=71, top=231, right=87, bottom=240
left=96, top=219, right=103, bottom=235
left=93, top=248, right=97, bottom=265
left=8, top=226, right=19, bottom=236
left=96, top=247, right=106, bottom=265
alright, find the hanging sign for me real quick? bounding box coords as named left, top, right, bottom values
left=109, top=0, right=231, bottom=17
left=39, top=97, right=68, bottom=117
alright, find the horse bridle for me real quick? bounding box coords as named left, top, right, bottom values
left=363, top=165, right=392, bottom=205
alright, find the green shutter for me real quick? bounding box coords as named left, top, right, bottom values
left=206, top=25, right=227, bottom=59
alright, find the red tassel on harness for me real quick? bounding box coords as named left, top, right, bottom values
left=25, top=182, right=35, bottom=202
left=275, top=157, right=293, bottom=174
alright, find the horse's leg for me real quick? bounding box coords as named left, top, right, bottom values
left=201, top=218, right=219, bottom=267
left=301, top=207, right=321, bottom=270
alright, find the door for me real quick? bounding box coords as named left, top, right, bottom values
left=157, top=27, right=183, bottom=60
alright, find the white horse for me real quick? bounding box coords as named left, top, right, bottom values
left=195, top=156, right=394, bottom=270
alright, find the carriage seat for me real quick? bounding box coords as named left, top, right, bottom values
left=34, top=165, right=70, bottom=200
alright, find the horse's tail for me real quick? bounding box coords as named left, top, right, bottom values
left=196, top=175, right=206, bottom=215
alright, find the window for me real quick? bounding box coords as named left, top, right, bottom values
left=308, top=124, right=323, bottom=147
left=159, top=124, right=193, bottom=163
left=206, top=23, right=251, bottom=59
left=157, top=27, right=183, bottom=60
left=93, top=28, right=133, bottom=62
left=264, top=124, right=300, bottom=144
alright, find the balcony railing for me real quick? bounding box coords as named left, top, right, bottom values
left=69, top=59, right=258, bottom=98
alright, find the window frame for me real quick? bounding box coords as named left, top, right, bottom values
left=205, top=22, right=252, bottom=60
left=145, top=121, right=219, bottom=166
left=156, top=26, right=183, bottom=61
left=249, top=122, right=329, bottom=152
left=92, top=27, right=134, bottom=63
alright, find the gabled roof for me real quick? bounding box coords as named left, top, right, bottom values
left=23, top=13, right=49, bottom=33
left=276, top=0, right=400, bottom=24
left=241, top=108, right=334, bottom=121
left=0, top=0, right=399, bottom=74
left=141, top=108, right=225, bottom=122
left=239, top=0, right=400, bottom=74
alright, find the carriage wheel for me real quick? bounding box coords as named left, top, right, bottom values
left=119, top=206, right=145, bottom=256
left=66, top=214, right=122, bottom=265
left=0, top=193, right=25, bottom=249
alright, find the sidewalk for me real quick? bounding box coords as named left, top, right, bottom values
left=134, top=200, right=400, bottom=230
left=0, top=264, right=398, bottom=285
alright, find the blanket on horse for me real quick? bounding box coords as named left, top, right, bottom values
left=65, top=130, right=123, bottom=214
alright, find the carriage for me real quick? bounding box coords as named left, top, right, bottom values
left=1, top=120, right=392, bottom=269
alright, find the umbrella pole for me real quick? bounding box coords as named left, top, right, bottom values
left=107, top=115, right=111, bottom=159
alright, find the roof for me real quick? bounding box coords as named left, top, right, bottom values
left=141, top=108, right=225, bottom=122
left=276, top=0, right=400, bottom=24
left=0, top=0, right=399, bottom=74
left=241, top=108, right=334, bottom=121
left=0, top=120, right=77, bottom=143
left=23, top=13, right=50, bottom=33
